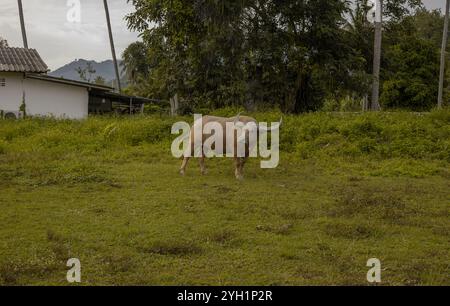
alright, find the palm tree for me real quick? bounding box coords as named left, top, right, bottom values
left=121, top=41, right=149, bottom=85
left=17, top=0, right=28, bottom=48
left=438, top=0, right=450, bottom=109
left=103, top=0, right=122, bottom=92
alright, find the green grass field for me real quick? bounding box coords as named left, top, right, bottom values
left=0, top=110, right=449, bottom=285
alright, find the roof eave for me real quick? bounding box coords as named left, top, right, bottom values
left=24, top=73, right=114, bottom=91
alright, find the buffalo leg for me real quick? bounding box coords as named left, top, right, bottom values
left=180, top=157, right=190, bottom=176
left=239, top=157, right=247, bottom=178
left=180, top=140, right=195, bottom=176
left=199, top=156, right=207, bottom=175
left=234, top=158, right=243, bottom=180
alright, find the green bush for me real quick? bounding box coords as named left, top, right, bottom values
left=0, top=110, right=448, bottom=163
left=380, top=37, right=439, bottom=111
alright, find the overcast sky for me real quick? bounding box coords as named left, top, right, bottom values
left=0, top=0, right=446, bottom=71
left=1, top=0, right=138, bottom=70
left=423, top=0, right=446, bottom=10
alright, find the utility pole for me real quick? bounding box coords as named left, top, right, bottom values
left=103, top=0, right=122, bottom=93
left=371, top=0, right=382, bottom=111
left=17, top=0, right=28, bottom=48
left=438, top=0, right=450, bottom=109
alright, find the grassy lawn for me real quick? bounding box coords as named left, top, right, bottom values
left=0, top=111, right=449, bottom=285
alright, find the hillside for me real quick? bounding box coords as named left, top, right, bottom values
left=49, top=59, right=125, bottom=86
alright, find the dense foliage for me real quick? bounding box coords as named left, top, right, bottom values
left=122, top=0, right=446, bottom=113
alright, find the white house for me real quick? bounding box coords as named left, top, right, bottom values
left=0, top=46, right=114, bottom=119
left=0, top=46, right=155, bottom=119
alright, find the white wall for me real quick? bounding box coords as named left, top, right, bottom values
left=24, top=78, right=89, bottom=119
left=0, top=72, right=24, bottom=112
left=0, top=72, right=89, bottom=119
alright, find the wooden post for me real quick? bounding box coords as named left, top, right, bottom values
left=363, top=95, right=369, bottom=112
left=103, top=0, right=122, bottom=93
left=371, top=0, right=382, bottom=111
left=17, top=0, right=28, bottom=48
left=170, top=93, right=179, bottom=116
left=438, top=0, right=450, bottom=109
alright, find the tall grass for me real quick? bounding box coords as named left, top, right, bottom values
left=1, top=110, right=448, bottom=161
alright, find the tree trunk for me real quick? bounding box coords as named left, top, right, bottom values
left=170, top=93, right=179, bottom=116
left=17, top=0, right=28, bottom=48
left=438, top=0, right=450, bottom=109
left=285, top=69, right=304, bottom=113
left=103, top=0, right=122, bottom=93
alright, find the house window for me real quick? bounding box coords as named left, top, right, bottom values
left=0, top=78, right=5, bottom=87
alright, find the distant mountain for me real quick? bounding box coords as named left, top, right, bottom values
left=49, top=59, right=125, bottom=87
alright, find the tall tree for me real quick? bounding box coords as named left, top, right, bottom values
left=17, top=0, right=28, bottom=48
left=126, top=0, right=362, bottom=113
left=103, top=0, right=122, bottom=92
left=380, top=35, right=439, bottom=111
left=121, top=41, right=150, bottom=85
left=125, top=0, right=424, bottom=112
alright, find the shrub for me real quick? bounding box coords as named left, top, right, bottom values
left=0, top=110, right=448, bottom=164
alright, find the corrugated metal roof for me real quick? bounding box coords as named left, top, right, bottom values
left=0, top=47, right=48, bottom=73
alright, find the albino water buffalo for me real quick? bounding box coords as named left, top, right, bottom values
left=179, top=114, right=280, bottom=180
